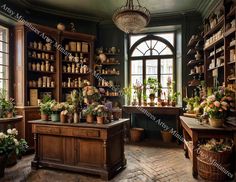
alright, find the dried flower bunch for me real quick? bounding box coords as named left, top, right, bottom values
left=201, top=138, right=233, bottom=152
left=50, top=101, right=65, bottom=113
left=83, top=86, right=101, bottom=101
left=93, top=105, right=109, bottom=117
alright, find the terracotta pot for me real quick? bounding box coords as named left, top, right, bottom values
left=97, top=116, right=105, bottom=124
left=209, top=118, right=224, bottom=128
left=0, top=155, right=6, bottom=178
left=6, top=112, right=13, bottom=118
left=161, top=131, right=172, bottom=142
left=41, top=113, right=49, bottom=121
left=130, top=128, right=144, bottom=142
left=60, top=113, right=67, bottom=123
left=86, top=114, right=94, bottom=123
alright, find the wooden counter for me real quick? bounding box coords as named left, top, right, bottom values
left=180, top=116, right=236, bottom=178
left=29, top=119, right=128, bottom=180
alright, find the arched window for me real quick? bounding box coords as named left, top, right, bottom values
left=129, top=33, right=176, bottom=97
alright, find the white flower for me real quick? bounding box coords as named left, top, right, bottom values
left=0, top=132, right=6, bottom=139
left=12, top=128, right=18, bottom=136
left=14, top=138, right=19, bottom=146
left=221, top=101, right=228, bottom=106
left=7, top=129, right=12, bottom=135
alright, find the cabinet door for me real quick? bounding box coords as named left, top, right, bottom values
left=75, top=139, right=104, bottom=167
left=39, top=135, right=63, bottom=163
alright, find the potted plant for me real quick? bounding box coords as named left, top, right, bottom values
left=170, top=92, right=180, bottom=107
left=145, top=78, right=160, bottom=106
left=67, top=105, right=75, bottom=123
left=70, top=90, right=83, bottom=123
left=183, top=97, right=196, bottom=114
left=133, top=82, right=142, bottom=106
left=94, top=105, right=109, bottom=124
left=0, top=89, right=16, bottom=118
left=39, top=96, right=52, bottom=121
left=60, top=102, right=68, bottom=123
left=200, top=88, right=232, bottom=127
left=4, top=98, right=15, bottom=118
left=50, top=101, right=64, bottom=122
left=123, top=85, right=132, bottom=105
left=82, top=103, right=97, bottom=123
left=0, top=128, right=28, bottom=177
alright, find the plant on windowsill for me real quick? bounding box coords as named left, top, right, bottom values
left=0, top=89, right=16, bottom=118
left=123, top=84, right=132, bottom=106
left=145, top=78, right=160, bottom=106
left=133, top=82, right=143, bottom=106
left=143, top=94, right=147, bottom=106
left=170, top=92, right=181, bottom=107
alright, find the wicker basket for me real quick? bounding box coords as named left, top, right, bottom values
left=199, top=146, right=232, bottom=164
left=197, top=157, right=232, bottom=181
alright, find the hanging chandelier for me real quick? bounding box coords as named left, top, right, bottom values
left=112, top=0, right=151, bottom=34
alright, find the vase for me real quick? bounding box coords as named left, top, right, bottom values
left=0, top=155, right=6, bottom=178
left=73, top=112, right=79, bottom=123
left=41, top=113, right=49, bottom=121
left=86, top=114, right=94, bottom=123
left=209, top=118, right=224, bottom=128
left=60, top=113, right=66, bottom=123
left=6, top=112, right=13, bottom=118
left=67, top=114, right=73, bottom=123
left=97, top=116, right=105, bottom=124
left=51, top=113, right=60, bottom=122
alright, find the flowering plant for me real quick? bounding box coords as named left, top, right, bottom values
left=133, top=82, right=143, bottom=100
left=0, top=128, right=28, bottom=157
left=50, top=101, right=64, bottom=113
left=0, top=89, right=16, bottom=117
left=200, top=88, right=232, bottom=119
left=93, top=105, right=109, bottom=117
left=82, top=86, right=101, bottom=102
left=82, top=103, right=98, bottom=116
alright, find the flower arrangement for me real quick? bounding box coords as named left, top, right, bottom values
left=82, top=103, right=98, bottom=116
left=93, top=105, right=109, bottom=117
left=145, top=77, right=161, bottom=96
left=201, top=138, right=233, bottom=152
left=133, top=82, right=143, bottom=105
left=50, top=101, right=64, bottom=114
left=183, top=96, right=200, bottom=113
left=83, top=86, right=101, bottom=102
left=200, top=88, right=232, bottom=119
left=0, top=128, right=28, bottom=157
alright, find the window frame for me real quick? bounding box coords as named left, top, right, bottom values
left=129, top=33, right=177, bottom=92
left=0, top=21, right=13, bottom=98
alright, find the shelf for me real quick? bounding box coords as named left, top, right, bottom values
left=187, top=59, right=204, bottom=67
left=189, top=72, right=204, bottom=76
left=28, top=87, right=55, bottom=89
left=62, top=87, right=83, bottom=89
left=28, top=70, right=56, bottom=74
left=66, top=50, right=89, bottom=54
left=28, top=47, right=56, bottom=54
left=98, top=73, right=120, bottom=76
left=62, top=60, right=89, bottom=65
left=228, top=77, right=236, bottom=81
left=97, top=85, right=120, bottom=88
left=187, top=38, right=198, bottom=48
left=204, top=36, right=224, bottom=50
left=228, top=61, right=236, bottom=65
left=224, top=27, right=236, bottom=37
left=184, top=140, right=193, bottom=161
left=62, top=72, right=89, bottom=75
left=103, top=53, right=120, bottom=56
left=228, top=40, right=236, bottom=48
left=208, top=64, right=224, bottom=71
left=101, top=95, right=120, bottom=97
left=100, top=63, right=120, bottom=66
left=28, top=56, right=55, bottom=62
left=204, top=17, right=224, bottom=38
left=226, top=7, right=236, bottom=18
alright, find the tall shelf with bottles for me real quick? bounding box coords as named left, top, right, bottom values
left=94, top=48, right=122, bottom=105
left=203, top=0, right=236, bottom=112
left=186, top=32, right=204, bottom=97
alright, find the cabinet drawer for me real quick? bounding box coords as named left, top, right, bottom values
left=36, top=126, right=61, bottom=135
left=73, top=129, right=100, bottom=138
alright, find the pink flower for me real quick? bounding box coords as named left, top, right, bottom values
left=227, top=96, right=233, bottom=101
left=219, top=109, right=223, bottom=112
left=214, top=101, right=220, bottom=107
left=221, top=101, right=228, bottom=106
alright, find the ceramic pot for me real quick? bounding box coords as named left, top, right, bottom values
left=97, top=116, right=105, bottom=124
left=41, top=113, right=49, bottom=121
left=86, top=114, right=94, bottom=123
left=209, top=118, right=224, bottom=128
left=171, top=101, right=176, bottom=107
left=51, top=113, right=60, bottom=122
left=0, top=155, right=6, bottom=178
left=60, top=113, right=67, bottom=123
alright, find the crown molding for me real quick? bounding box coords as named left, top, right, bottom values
left=17, top=0, right=102, bottom=22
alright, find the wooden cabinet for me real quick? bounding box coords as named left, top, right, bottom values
left=29, top=119, right=128, bottom=180
left=203, top=0, right=236, bottom=112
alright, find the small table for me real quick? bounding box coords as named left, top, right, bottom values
left=180, top=116, right=236, bottom=178
left=122, top=106, right=182, bottom=141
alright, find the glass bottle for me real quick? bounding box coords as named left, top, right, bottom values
left=41, top=62, right=45, bottom=72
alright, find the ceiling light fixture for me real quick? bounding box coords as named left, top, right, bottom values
left=112, top=0, right=151, bottom=34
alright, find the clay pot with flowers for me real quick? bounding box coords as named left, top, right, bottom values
left=94, top=105, right=109, bottom=124
left=39, top=95, right=52, bottom=121
left=82, top=86, right=101, bottom=104
left=82, top=103, right=97, bottom=123
left=200, top=88, right=232, bottom=127
left=50, top=101, right=64, bottom=122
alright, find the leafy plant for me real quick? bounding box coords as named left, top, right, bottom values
left=93, top=105, right=109, bottom=117
left=171, top=92, right=181, bottom=102
left=50, top=101, right=64, bottom=114
left=0, top=89, right=16, bottom=117
left=82, top=103, right=98, bottom=116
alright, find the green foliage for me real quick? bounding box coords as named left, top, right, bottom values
left=171, top=92, right=181, bottom=102
left=82, top=103, right=98, bottom=116
left=39, top=96, right=52, bottom=115
left=145, top=78, right=162, bottom=95
left=0, top=89, right=16, bottom=117
left=93, top=105, right=109, bottom=117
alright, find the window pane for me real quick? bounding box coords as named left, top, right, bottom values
left=0, top=65, right=8, bottom=79
left=131, top=75, right=143, bottom=86
left=154, top=33, right=174, bottom=46
left=0, top=79, right=7, bottom=91
left=146, top=59, right=157, bottom=75
left=160, top=75, right=172, bottom=87
left=130, top=35, right=145, bottom=47
left=0, top=52, right=8, bottom=65
left=161, top=59, right=173, bottom=74
left=144, top=49, right=151, bottom=56
left=132, top=48, right=143, bottom=57
left=131, top=60, right=143, bottom=74
left=160, top=47, right=172, bottom=55
left=0, top=42, right=8, bottom=53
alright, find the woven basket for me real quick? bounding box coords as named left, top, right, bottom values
left=197, top=157, right=232, bottom=181
left=199, top=146, right=232, bottom=164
